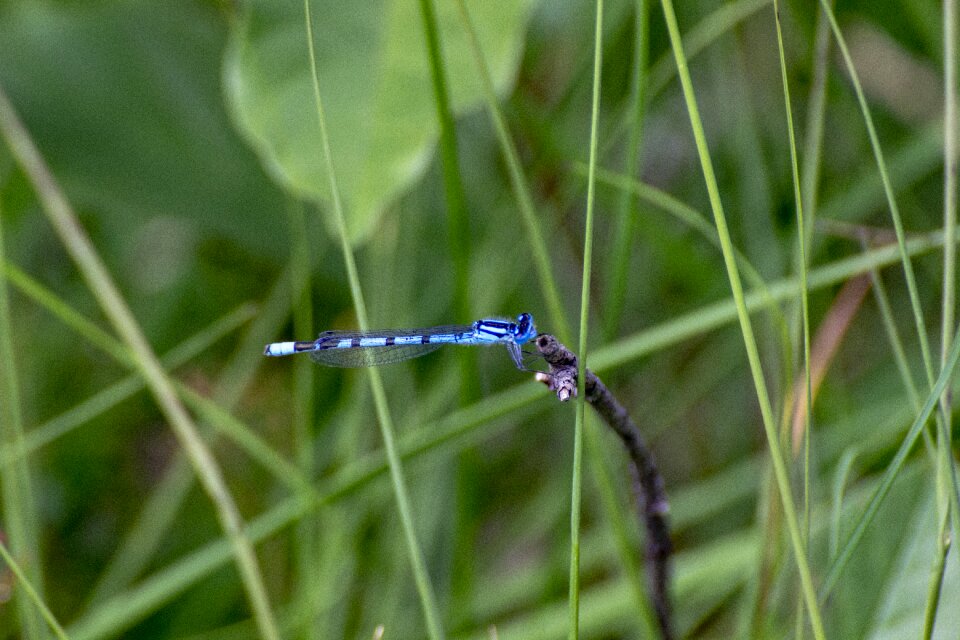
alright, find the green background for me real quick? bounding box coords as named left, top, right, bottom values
left=0, top=0, right=957, bottom=638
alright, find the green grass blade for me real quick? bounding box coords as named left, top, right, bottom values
left=604, top=0, right=649, bottom=339
left=87, top=271, right=293, bottom=607
left=286, top=200, right=319, bottom=640
left=799, top=0, right=833, bottom=239
left=0, top=265, right=303, bottom=494
left=0, top=85, right=281, bottom=640
left=65, top=229, right=960, bottom=639
left=0, top=300, right=255, bottom=467
left=303, top=3, right=444, bottom=637
left=817, top=0, right=936, bottom=391
left=773, top=0, right=814, bottom=620
left=657, top=2, right=825, bottom=636
left=0, top=541, right=68, bottom=640
left=569, top=3, right=604, bottom=637
left=585, top=166, right=788, bottom=339
left=944, top=0, right=958, bottom=383
left=418, top=0, right=474, bottom=349
left=819, top=321, right=960, bottom=599
left=866, top=263, right=937, bottom=459
left=0, top=202, right=45, bottom=639
left=454, top=0, right=570, bottom=342
left=939, top=0, right=960, bottom=563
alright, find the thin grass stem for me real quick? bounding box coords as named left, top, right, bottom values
left=938, top=0, right=960, bottom=563
left=87, top=270, right=293, bottom=607
left=65, top=224, right=960, bottom=639
left=569, top=3, right=604, bottom=637
left=817, top=0, right=936, bottom=393
left=582, top=420, right=660, bottom=635
left=418, top=0, right=475, bottom=389
left=819, top=318, right=960, bottom=599
left=604, top=0, right=649, bottom=339
left=772, top=6, right=815, bottom=636
left=657, top=2, right=825, bottom=636
left=866, top=260, right=937, bottom=458
left=303, top=2, right=445, bottom=638
left=0, top=200, right=45, bottom=639
left=286, top=199, right=319, bottom=640
left=799, top=0, right=832, bottom=243
left=453, top=0, right=570, bottom=343
left=0, top=541, right=68, bottom=640
left=921, top=510, right=951, bottom=639
left=0, top=85, right=281, bottom=640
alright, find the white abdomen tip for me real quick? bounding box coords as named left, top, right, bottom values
left=264, top=341, right=297, bottom=356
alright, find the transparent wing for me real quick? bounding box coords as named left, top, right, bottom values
left=312, top=324, right=475, bottom=340
left=306, top=324, right=475, bottom=368
left=309, top=342, right=442, bottom=367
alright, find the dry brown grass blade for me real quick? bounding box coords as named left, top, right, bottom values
left=791, top=274, right=873, bottom=454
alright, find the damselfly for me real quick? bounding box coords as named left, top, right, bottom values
left=264, top=313, right=537, bottom=370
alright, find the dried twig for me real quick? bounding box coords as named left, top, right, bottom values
left=534, top=334, right=673, bottom=640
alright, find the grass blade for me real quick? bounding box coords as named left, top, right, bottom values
left=656, top=2, right=826, bottom=635
left=0, top=199, right=45, bottom=639
left=0, top=84, right=281, bottom=640
left=303, top=2, right=445, bottom=637
left=569, top=3, right=605, bottom=637
left=454, top=0, right=570, bottom=342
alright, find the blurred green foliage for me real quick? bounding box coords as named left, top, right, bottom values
left=0, top=0, right=957, bottom=638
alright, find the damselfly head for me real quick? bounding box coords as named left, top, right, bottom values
left=515, top=313, right=537, bottom=344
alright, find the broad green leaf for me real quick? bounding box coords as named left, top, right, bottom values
left=0, top=1, right=289, bottom=318
left=867, top=492, right=960, bottom=640
left=224, top=0, right=539, bottom=243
